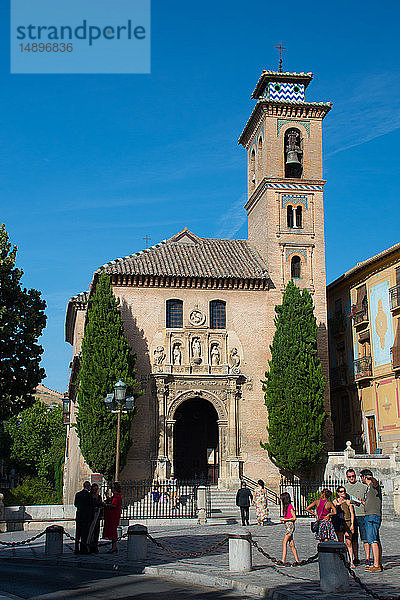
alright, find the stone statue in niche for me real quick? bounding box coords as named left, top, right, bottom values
left=211, top=343, right=220, bottom=366
left=191, top=337, right=202, bottom=364
left=172, top=343, right=182, bottom=366
left=229, top=348, right=241, bottom=368
left=154, top=346, right=166, bottom=365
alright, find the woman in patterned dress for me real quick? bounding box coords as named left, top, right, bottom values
left=252, top=479, right=269, bottom=526
left=306, top=488, right=337, bottom=542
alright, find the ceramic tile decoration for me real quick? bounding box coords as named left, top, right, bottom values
left=277, top=119, right=310, bottom=136
left=282, top=195, right=308, bottom=209
left=285, top=247, right=308, bottom=262
left=267, top=82, right=305, bottom=102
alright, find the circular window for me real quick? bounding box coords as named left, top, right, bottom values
left=293, top=86, right=299, bottom=93
left=274, top=84, right=280, bottom=91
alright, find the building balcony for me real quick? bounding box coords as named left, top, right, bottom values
left=354, top=356, right=373, bottom=381
left=353, top=307, right=369, bottom=328
left=391, top=346, right=400, bottom=370
left=389, top=285, right=400, bottom=312
left=331, top=365, right=348, bottom=388
left=328, top=312, right=347, bottom=337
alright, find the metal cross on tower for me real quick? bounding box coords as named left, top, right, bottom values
left=143, top=234, right=151, bottom=249
left=275, top=42, right=286, bottom=73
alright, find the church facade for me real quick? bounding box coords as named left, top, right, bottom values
left=64, top=69, right=333, bottom=502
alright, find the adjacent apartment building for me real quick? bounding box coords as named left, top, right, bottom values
left=327, top=243, right=400, bottom=454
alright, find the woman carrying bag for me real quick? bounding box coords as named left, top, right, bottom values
left=306, top=488, right=337, bottom=542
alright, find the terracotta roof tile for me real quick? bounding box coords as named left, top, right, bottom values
left=98, top=229, right=270, bottom=281
left=69, top=291, right=89, bottom=304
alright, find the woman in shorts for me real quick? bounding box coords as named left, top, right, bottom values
left=280, top=492, right=299, bottom=564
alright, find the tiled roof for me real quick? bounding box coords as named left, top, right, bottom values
left=98, top=229, right=270, bottom=281
left=261, top=71, right=313, bottom=76
left=69, top=291, right=89, bottom=304
left=263, top=99, right=332, bottom=107
left=252, top=70, right=314, bottom=98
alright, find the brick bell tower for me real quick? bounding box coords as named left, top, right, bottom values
left=238, top=68, right=334, bottom=446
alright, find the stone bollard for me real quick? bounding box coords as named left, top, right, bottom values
left=318, top=541, right=349, bottom=593
left=127, top=525, right=148, bottom=560
left=229, top=533, right=252, bottom=572
left=197, top=485, right=207, bottom=525
left=0, top=493, right=5, bottom=533
left=45, top=525, right=64, bottom=556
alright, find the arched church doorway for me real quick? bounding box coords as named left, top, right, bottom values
left=173, top=398, right=219, bottom=484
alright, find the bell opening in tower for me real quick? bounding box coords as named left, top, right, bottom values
left=284, top=128, right=303, bottom=178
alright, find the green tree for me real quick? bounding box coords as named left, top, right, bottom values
left=5, top=400, right=66, bottom=488
left=76, top=273, right=141, bottom=480
left=4, top=477, right=59, bottom=506
left=261, top=280, right=326, bottom=474
left=0, top=224, right=46, bottom=420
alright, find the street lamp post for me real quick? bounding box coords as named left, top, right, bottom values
left=104, top=380, right=135, bottom=482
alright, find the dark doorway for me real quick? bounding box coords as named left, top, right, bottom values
left=173, top=398, right=219, bottom=484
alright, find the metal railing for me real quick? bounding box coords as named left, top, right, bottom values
left=389, top=284, right=400, bottom=311
left=240, top=475, right=280, bottom=505
left=354, top=356, right=373, bottom=380
left=391, top=346, right=400, bottom=370
left=120, top=479, right=211, bottom=519
left=280, top=477, right=348, bottom=517
left=328, top=312, right=346, bottom=336
left=353, top=306, right=369, bottom=326
left=330, top=365, right=348, bottom=388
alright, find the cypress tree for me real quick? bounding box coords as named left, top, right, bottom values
left=76, top=273, right=141, bottom=480
left=262, top=280, right=326, bottom=474
left=0, top=224, right=46, bottom=420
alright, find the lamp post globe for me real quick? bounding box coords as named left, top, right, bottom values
left=114, top=379, right=127, bottom=402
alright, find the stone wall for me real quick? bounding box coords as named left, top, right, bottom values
left=325, top=441, right=400, bottom=515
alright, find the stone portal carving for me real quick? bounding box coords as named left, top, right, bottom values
left=154, top=346, right=166, bottom=365
left=189, top=309, right=205, bottom=326
left=211, top=343, right=220, bottom=365
left=229, top=348, right=240, bottom=367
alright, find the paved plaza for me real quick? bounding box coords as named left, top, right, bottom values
left=1, top=516, right=400, bottom=599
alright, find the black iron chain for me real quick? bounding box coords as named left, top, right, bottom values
left=146, top=533, right=228, bottom=558
left=64, top=529, right=128, bottom=546
left=339, top=554, right=397, bottom=600
left=0, top=530, right=46, bottom=547
left=251, top=539, right=318, bottom=568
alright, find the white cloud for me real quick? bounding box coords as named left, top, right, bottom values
left=325, top=72, right=400, bottom=156
left=214, top=194, right=247, bottom=238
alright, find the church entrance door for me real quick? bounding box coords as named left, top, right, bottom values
left=173, top=398, right=219, bottom=484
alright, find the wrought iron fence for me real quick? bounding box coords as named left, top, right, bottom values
left=280, top=477, right=349, bottom=517
left=120, top=479, right=211, bottom=519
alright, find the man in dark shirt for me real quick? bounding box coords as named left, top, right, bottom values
left=236, top=482, right=253, bottom=526
left=74, top=481, right=91, bottom=554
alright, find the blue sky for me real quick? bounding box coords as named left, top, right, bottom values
left=1, top=0, right=400, bottom=392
